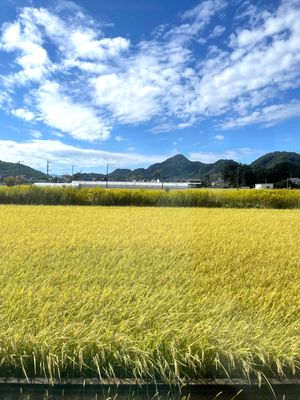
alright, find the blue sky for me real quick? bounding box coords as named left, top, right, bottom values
left=0, top=0, right=300, bottom=174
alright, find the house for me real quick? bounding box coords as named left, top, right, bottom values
left=255, top=183, right=274, bottom=189
left=211, top=179, right=229, bottom=188
left=289, top=178, right=300, bottom=186
left=187, top=179, right=203, bottom=188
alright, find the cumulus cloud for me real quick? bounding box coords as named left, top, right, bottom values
left=11, top=108, right=35, bottom=121
left=0, top=15, right=52, bottom=85
left=34, top=81, right=111, bottom=141
left=92, top=71, right=162, bottom=124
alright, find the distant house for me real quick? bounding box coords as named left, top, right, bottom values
left=289, top=178, right=300, bottom=186
left=255, top=183, right=274, bottom=189
left=211, top=179, right=229, bottom=188
left=187, top=179, right=203, bottom=188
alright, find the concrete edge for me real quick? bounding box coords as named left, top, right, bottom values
left=0, top=378, right=299, bottom=386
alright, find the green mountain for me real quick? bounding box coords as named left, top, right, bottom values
left=73, top=152, right=300, bottom=183
left=72, top=172, right=105, bottom=181
left=101, top=154, right=238, bottom=182
left=0, top=160, right=47, bottom=180
left=251, top=152, right=300, bottom=169
left=1, top=151, right=300, bottom=186
left=72, top=154, right=238, bottom=182
left=143, top=154, right=204, bottom=180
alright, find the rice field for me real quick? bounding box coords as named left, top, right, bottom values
left=0, top=205, right=299, bottom=383
left=1, top=186, right=300, bottom=208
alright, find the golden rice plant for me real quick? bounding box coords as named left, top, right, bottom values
left=1, top=186, right=300, bottom=208
left=0, top=205, right=299, bottom=382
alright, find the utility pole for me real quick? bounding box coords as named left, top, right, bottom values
left=46, top=160, right=51, bottom=180
left=236, top=165, right=240, bottom=190
left=106, top=163, right=109, bottom=188
left=71, top=165, right=74, bottom=181
left=17, top=161, right=21, bottom=187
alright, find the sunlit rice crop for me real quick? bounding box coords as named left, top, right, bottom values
left=1, top=186, right=300, bottom=208
left=0, top=205, right=299, bottom=382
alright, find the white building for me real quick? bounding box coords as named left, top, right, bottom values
left=211, top=179, right=229, bottom=188
left=255, top=183, right=274, bottom=189
left=34, top=181, right=190, bottom=190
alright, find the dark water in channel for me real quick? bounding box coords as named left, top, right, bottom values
left=0, top=384, right=299, bottom=400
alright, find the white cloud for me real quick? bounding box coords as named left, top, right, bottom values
left=0, top=15, right=52, bottom=85
left=0, top=92, right=8, bottom=106
left=0, top=0, right=300, bottom=137
left=115, top=135, right=124, bottom=142
left=189, top=0, right=300, bottom=118
left=213, top=134, right=224, bottom=141
left=90, top=0, right=227, bottom=126
left=0, top=139, right=166, bottom=173
left=189, top=148, right=260, bottom=163
left=230, top=1, right=299, bottom=49
left=69, top=33, right=130, bottom=60
left=90, top=0, right=300, bottom=129
left=51, top=131, right=64, bottom=138
left=35, top=81, right=111, bottom=141
left=221, top=101, right=300, bottom=128
left=210, top=25, right=226, bottom=38
left=149, top=119, right=195, bottom=133
left=11, top=108, right=35, bottom=121
left=178, top=0, right=227, bottom=38
left=26, top=7, right=130, bottom=64
left=30, top=130, right=42, bottom=138
left=92, top=71, right=162, bottom=124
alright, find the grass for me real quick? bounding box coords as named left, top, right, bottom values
left=1, top=186, right=300, bottom=208
left=0, top=205, right=299, bottom=383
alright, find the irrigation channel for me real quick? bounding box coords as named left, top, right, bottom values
left=0, top=380, right=299, bottom=400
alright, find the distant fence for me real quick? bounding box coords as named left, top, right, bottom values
left=1, top=186, right=300, bottom=208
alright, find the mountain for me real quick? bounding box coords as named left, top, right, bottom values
left=72, top=172, right=105, bottom=181
left=143, top=154, right=204, bottom=180
left=102, top=154, right=239, bottom=182
left=0, top=160, right=47, bottom=180
left=72, top=154, right=238, bottom=182
left=251, top=152, right=300, bottom=170
left=1, top=151, right=300, bottom=185
left=72, top=152, right=300, bottom=183
left=98, top=152, right=300, bottom=185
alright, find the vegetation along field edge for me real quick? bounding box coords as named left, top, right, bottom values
left=1, top=186, right=300, bottom=208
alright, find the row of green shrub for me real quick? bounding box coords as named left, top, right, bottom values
left=1, top=185, right=300, bottom=208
